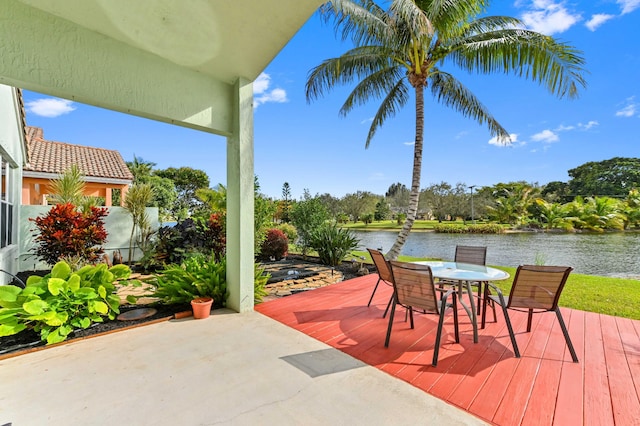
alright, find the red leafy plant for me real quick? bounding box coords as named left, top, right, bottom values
left=30, top=203, right=109, bottom=266
left=260, top=228, right=289, bottom=261
left=207, top=213, right=226, bottom=261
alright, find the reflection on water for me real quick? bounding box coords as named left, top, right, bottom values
left=353, top=231, right=640, bottom=278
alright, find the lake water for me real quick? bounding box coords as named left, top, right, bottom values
left=352, top=230, right=640, bottom=278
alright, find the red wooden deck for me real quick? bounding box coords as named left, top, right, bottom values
left=255, top=274, right=640, bottom=426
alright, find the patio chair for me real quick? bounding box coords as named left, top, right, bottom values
left=367, top=248, right=396, bottom=318
left=386, top=261, right=459, bottom=367
left=481, top=265, right=578, bottom=362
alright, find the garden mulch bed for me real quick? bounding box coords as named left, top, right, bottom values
left=0, top=256, right=374, bottom=359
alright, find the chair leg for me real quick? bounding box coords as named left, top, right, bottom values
left=383, top=293, right=393, bottom=318
left=408, top=307, right=414, bottom=329
left=502, top=308, right=521, bottom=358
left=432, top=298, right=448, bottom=367
left=384, top=298, right=397, bottom=347
left=527, top=309, right=533, bottom=332
left=452, top=292, right=460, bottom=343
left=368, top=277, right=382, bottom=307
left=555, top=308, right=579, bottom=363
left=481, top=282, right=489, bottom=329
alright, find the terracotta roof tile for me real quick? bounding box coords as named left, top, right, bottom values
left=24, top=126, right=133, bottom=181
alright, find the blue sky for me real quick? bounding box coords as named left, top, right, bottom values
left=22, top=0, right=640, bottom=200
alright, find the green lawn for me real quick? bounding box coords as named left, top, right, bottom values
left=348, top=250, right=640, bottom=320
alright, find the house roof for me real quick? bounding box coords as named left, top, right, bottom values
left=24, top=126, right=133, bottom=181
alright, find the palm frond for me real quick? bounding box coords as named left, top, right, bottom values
left=339, top=64, right=405, bottom=116
left=321, top=0, right=390, bottom=45
left=306, top=45, right=398, bottom=102
left=448, top=28, right=587, bottom=99
left=429, top=71, right=510, bottom=142
left=365, top=78, right=410, bottom=148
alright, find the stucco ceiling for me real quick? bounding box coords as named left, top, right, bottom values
left=18, top=0, right=323, bottom=84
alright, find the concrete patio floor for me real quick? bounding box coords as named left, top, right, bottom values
left=0, top=309, right=486, bottom=425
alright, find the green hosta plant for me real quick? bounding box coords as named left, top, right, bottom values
left=0, top=261, right=129, bottom=344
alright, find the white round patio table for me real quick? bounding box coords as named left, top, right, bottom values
left=413, top=261, right=510, bottom=343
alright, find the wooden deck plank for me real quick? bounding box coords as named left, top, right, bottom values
left=255, top=275, right=640, bottom=426
left=492, top=311, right=554, bottom=425
left=552, top=308, right=585, bottom=426
left=582, top=313, right=614, bottom=426
left=616, top=317, right=640, bottom=399
left=445, top=314, right=521, bottom=410
left=600, top=314, right=640, bottom=425
left=520, top=311, right=571, bottom=426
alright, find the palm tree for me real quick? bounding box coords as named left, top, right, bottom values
left=306, top=0, right=586, bottom=259
left=124, top=183, right=154, bottom=264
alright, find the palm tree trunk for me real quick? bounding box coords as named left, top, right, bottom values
left=387, top=84, right=424, bottom=260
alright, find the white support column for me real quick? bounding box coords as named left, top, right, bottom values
left=225, top=77, right=254, bottom=312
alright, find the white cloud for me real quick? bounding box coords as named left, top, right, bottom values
left=488, top=133, right=518, bottom=146
left=616, top=97, right=638, bottom=117
left=253, top=73, right=270, bottom=95
left=555, top=124, right=575, bottom=131
left=586, top=14, right=615, bottom=31
left=531, top=129, right=559, bottom=142
left=455, top=131, right=469, bottom=139
left=360, top=117, right=374, bottom=124
left=616, top=104, right=636, bottom=117
left=25, top=98, right=75, bottom=118
left=519, top=1, right=581, bottom=34
left=403, top=141, right=415, bottom=146
left=253, top=72, right=288, bottom=108
left=578, top=120, right=599, bottom=130
left=618, top=0, right=640, bottom=14
left=369, top=172, right=385, bottom=181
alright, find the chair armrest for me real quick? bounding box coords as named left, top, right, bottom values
left=485, top=281, right=508, bottom=307
left=440, top=287, right=456, bottom=306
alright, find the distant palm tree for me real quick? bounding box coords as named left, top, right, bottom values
left=306, top=0, right=586, bottom=259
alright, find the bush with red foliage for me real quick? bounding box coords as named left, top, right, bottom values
left=207, top=213, right=226, bottom=261
left=30, top=203, right=109, bottom=266
left=260, top=228, right=289, bottom=261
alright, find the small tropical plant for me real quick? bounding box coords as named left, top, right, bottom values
left=123, top=183, right=154, bottom=265
left=309, top=224, right=359, bottom=266
left=30, top=203, right=109, bottom=266
left=48, top=164, right=102, bottom=210
left=152, top=254, right=228, bottom=308
left=254, top=264, right=270, bottom=303
left=260, top=229, right=289, bottom=261
left=0, top=261, right=129, bottom=344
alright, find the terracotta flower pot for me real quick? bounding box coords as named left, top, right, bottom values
left=191, top=296, right=213, bottom=319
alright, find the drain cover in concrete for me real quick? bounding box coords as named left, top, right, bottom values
left=117, top=308, right=157, bottom=321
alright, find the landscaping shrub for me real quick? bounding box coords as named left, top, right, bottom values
left=30, top=203, right=108, bottom=266
left=152, top=254, right=271, bottom=306
left=309, top=224, right=359, bottom=266
left=260, top=229, right=289, bottom=261
left=0, top=261, right=128, bottom=344
left=154, top=216, right=226, bottom=266
left=433, top=223, right=504, bottom=234
left=152, top=254, right=228, bottom=308
left=254, top=264, right=270, bottom=303
left=276, top=223, right=298, bottom=244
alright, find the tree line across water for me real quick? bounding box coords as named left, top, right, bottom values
left=128, top=156, right=640, bottom=233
